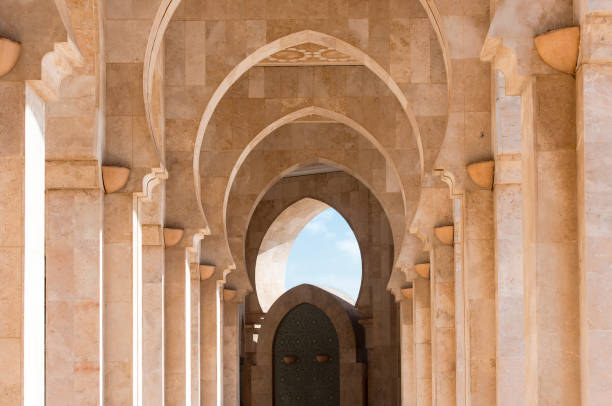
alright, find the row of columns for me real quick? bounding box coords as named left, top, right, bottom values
left=175, top=258, right=243, bottom=406
left=400, top=225, right=457, bottom=406
left=24, top=36, right=243, bottom=404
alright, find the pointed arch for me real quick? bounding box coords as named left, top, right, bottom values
left=254, top=198, right=363, bottom=312
left=222, top=106, right=409, bottom=233
left=195, top=30, right=426, bottom=229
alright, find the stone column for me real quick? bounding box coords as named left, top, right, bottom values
left=451, top=197, right=468, bottom=406
left=465, top=190, right=496, bottom=406
left=432, top=241, right=455, bottom=405
left=45, top=165, right=103, bottom=406
left=400, top=293, right=416, bottom=406
left=46, top=173, right=103, bottom=406
left=165, top=247, right=187, bottom=405
left=223, top=300, right=240, bottom=406
left=413, top=277, right=431, bottom=406
left=103, top=190, right=133, bottom=405
left=533, top=72, right=580, bottom=405
left=187, top=263, right=201, bottom=406
left=576, top=12, right=612, bottom=405
left=492, top=71, right=527, bottom=404
left=22, top=12, right=102, bottom=402
left=201, top=270, right=224, bottom=405
left=141, top=224, right=165, bottom=405
left=25, top=78, right=103, bottom=405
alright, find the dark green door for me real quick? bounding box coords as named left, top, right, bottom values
left=273, top=303, right=340, bottom=406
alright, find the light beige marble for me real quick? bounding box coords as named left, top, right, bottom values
left=4, top=0, right=612, bottom=405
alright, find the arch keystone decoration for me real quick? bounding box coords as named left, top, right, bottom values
left=535, top=27, right=580, bottom=74
left=467, top=160, right=495, bottom=190
left=415, top=263, right=431, bottom=279
left=0, top=36, right=21, bottom=78
left=102, top=165, right=130, bottom=193
left=434, top=225, right=454, bottom=245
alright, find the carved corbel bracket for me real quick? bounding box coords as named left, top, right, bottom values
left=434, top=225, right=454, bottom=245
left=102, top=165, right=130, bottom=193
left=199, top=265, right=215, bottom=281
left=414, top=263, right=431, bottom=279
left=535, top=27, right=580, bottom=74
left=223, top=289, right=237, bottom=302
left=163, top=227, right=184, bottom=247
left=467, top=161, right=495, bottom=190
left=0, top=37, right=21, bottom=78
left=401, top=287, right=414, bottom=299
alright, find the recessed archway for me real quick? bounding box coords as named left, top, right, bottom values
left=253, top=284, right=364, bottom=405
left=194, top=30, right=429, bottom=228
left=255, top=198, right=362, bottom=312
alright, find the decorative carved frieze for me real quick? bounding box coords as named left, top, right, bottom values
left=258, top=42, right=361, bottom=66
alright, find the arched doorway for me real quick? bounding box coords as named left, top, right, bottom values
left=252, top=284, right=364, bottom=405
left=255, top=197, right=363, bottom=312
left=273, top=303, right=340, bottom=405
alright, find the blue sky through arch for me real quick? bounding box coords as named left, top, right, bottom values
left=285, top=208, right=362, bottom=302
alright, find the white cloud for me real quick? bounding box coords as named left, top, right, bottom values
left=303, top=218, right=335, bottom=238
left=335, top=238, right=360, bottom=259
left=318, top=209, right=334, bottom=220
left=304, top=220, right=324, bottom=233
